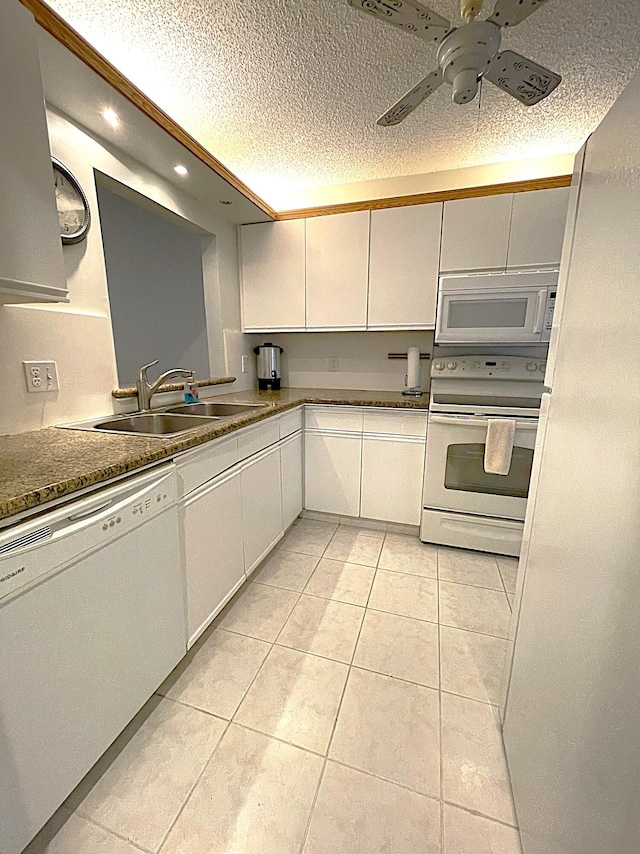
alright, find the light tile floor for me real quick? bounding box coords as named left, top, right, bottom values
left=26, top=519, right=522, bottom=854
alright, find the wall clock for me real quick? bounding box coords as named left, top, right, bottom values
left=52, top=157, right=91, bottom=245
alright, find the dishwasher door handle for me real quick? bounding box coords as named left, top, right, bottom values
left=68, top=500, right=113, bottom=521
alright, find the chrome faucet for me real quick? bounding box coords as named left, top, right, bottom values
left=136, top=360, right=194, bottom=411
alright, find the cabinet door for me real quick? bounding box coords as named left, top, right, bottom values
left=182, top=469, right=244, bottom=646
left=305, top=211, right=369, bottom=329
left=368, top=204, right=442, bottom=328
left=304, top=432, right=362, bottom=517
left=281, top=432, right=303, bottom=529
left=440, top=194, right=513, bottom=273
left=0, top=2, right=67, bottom=304
left=240, top=220, right=305, bottom=331
left=241, top=445, right=284, bottom=573
left=507, top=187, right=571, bottom=270
left=361, top=437, right=425, bottom=525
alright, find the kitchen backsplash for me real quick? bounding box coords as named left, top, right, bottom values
left=252, top=331, right=435, bottom=393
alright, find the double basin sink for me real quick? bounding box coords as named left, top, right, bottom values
left=68, top=402, right=265, bottom=437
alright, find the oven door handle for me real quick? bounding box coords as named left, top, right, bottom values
left=429, top=415, right=539, bottom=430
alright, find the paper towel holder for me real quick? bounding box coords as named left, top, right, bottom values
left=387, top=353, right=431, bottom=360
left=388, top=350, right=429, bottom=396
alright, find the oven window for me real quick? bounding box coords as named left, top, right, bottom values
left=448, top=299, right=528, bottom=329
left=444, top=443, right=533, bottom=498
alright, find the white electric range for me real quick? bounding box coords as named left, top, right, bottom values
left=420, top=355, right=546, bottom=557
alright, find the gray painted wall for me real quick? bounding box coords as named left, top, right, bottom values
left=97, top=185, right=210, bottom=386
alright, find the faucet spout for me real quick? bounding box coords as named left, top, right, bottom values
left=136, top=361, right=194, bottom=411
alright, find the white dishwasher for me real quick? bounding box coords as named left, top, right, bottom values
left=0, top=464, right=186, bottom=854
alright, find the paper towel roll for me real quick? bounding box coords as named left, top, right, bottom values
left=406, top=346, right=421, bottom=390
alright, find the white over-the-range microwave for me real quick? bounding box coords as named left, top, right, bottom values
left=435, top=270, right=558, bottom=344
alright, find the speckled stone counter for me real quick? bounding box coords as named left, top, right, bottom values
left=0, top=388, right=428, bottom=523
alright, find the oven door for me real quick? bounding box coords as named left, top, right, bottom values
left=424, top=413, right=539, bottom=520
left=436, top=287, right=549, bottom=344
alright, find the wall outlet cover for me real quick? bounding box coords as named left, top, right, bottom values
left=23, top=361, right=59, bottom=393
left=329, top=358, right=340, bottom=372
left=241, top=355, right=249, bottom=373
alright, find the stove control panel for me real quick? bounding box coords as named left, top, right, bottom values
left=431, top=356, right=546, bottom=380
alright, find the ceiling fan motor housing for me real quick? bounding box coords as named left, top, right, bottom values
left=437, top=21, right=502, bottom=103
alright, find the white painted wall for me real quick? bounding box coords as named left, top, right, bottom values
left=0, top=106, right=255, bottom=435
left=255, top=331, right=435, bottom=393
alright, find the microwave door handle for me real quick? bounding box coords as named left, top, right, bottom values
left=430, top=415, right=538, bottom=430
left=533, top=290, right=547, bottom=334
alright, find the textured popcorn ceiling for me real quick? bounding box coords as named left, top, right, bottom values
left=46, top=0, right=640, bottom=209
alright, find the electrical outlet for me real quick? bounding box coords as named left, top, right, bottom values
left=329, top=357, right=340, bottom=372
left=23, top=361, right=59, bottom=393
left=241, top=355, right=249, bottom=374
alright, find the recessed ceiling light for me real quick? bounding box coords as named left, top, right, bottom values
left=219, top=199, right=232, bottom=205
left=174, top=165, right=188, bottom=176
left=100, top=108, right=120, bottom=127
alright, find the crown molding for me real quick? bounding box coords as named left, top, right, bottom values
left=21, top=0, right=572, bottom=224
left=273, top=174, right=572, bottom=220
left=20, top=0, right=277, bottom=218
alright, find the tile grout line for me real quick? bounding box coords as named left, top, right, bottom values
left=441, top=798, right=520, bottom=830
left=59, top=811, right=155, bottom=854
left=495, top=556, right=513, bottom=608
left=439, top=575, right=511, bottom=595
left=322, top=528, right=386, bottom=756
left=297, top=758, right=328, bottom=854
left=220, top=588, right=509, bottom=643
left=154, top=719, right=232, bottom=853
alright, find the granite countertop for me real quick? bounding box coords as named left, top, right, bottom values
left=0, top=388, right=428, bottom=524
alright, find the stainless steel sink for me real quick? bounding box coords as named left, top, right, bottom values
left=92, top=413, right=218, bottom=436
left=166, top=402, right=265, bottom=418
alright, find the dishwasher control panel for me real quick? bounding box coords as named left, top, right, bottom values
left=0, top=466, right=177, bottom=602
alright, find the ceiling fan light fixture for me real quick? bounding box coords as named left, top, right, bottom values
left=349, top=0, right=562, bottom=123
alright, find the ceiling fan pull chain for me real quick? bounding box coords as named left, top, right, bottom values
left=461, top=0, right=484, bottom=20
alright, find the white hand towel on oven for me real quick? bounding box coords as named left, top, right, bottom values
left=484, top=419, right=516, bottom=475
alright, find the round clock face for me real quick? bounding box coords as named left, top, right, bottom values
left=52, top=158, right=91, bottom=245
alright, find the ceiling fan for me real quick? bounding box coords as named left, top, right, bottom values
left=347, top=0, right=561, bottom=125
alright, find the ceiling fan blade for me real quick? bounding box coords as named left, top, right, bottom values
left=487, top=0, right=550, bottom=28
left=485, top=50, right=561, bottom=105
left=347, top=0, right=451, bottom=45
left=377, top=69, right=443, bottom=126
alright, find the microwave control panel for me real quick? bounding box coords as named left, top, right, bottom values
left=545, top=291, right=557, bottom=332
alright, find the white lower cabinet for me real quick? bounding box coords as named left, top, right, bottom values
left=182, top=468, right=244, bottom=647
left=361, top=436, right=426, bottom=525
left=241, top=444, right=284, bottom=574
left=304, top=431, right=362, bottom=517
left=281, top=431, right=303, bottom=529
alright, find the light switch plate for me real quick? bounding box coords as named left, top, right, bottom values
left=241, top=355, right=249, bottom=373
left=23, top=360, right=59, bottom=393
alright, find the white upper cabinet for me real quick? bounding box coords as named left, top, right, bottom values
left=368, top=203, right=442, bottom=329
left=507, top=187, right=571, bottom=269
left=240, top=220, right=305, bottom=331
left=305, top=211, right=369, bottom=329
left=0, top=2, right=67, bottom=305
left=440, top=194, right=513, bottom=273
